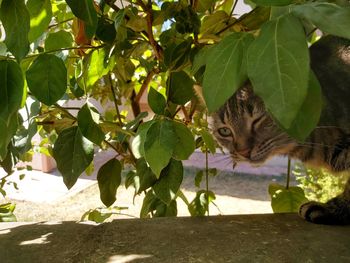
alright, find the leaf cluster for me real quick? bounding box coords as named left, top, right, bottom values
left=0, top=0, right=349, bottom=221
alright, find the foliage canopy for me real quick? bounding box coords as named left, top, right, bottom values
left=1, top=0, right=350, bottom=220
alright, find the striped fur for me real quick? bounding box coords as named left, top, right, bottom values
left=211, top=36, right=350, bottom=224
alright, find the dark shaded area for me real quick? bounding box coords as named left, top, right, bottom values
left=1, top=214, right=349, bottom=263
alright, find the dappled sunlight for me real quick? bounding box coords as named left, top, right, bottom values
left=20, top=232, right=52, bottom=246
left=0, top=229, right=11, bottom=235
left=31, top=10, right=48, bottom=27
left=107, top=254, right=153, bottom=263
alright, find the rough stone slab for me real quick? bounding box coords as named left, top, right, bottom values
left=0, top=214, right=349, bottom=263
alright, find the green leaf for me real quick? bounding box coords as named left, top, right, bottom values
left=167, top=71, right=195, bottom=105
left=131, top=120, right=154, bottom=159
left=0, top=60, right=24, bottom=122
left=53, top=126, right=94, bottom=189
left=0, top=149, right=13, bottom=174
left=0, top=118, right=8, bottom=160
left=78, top=103, right=105, bottom=145
left=0, top=0, right=30, bottom=61
left=203, top=32, right=254, bottom=112
left=1, top=114, right=19, bottom=160
left=200, top=129, right=216, bottom=154
left=247, top=14, right=309, bottom=129
left=188, top=190, right=216, bottom=216
left=269, top=183, right=308, bottom=213
left=154, top=200, right=177, bottom=217
left=84, top=48, right=112, bottom=88
left=86, top=209, right=112, bottom=223
left=148, top=87, right=166, bottom=115
left=65, top=0, right=97, bottom=38
left=250, top=0, right=294, bottom=6
left=96, top=17, right=116, bottom=43
left=26, top=54, right=67, bottom=105
left=172, top=121, right=195, bottom=160
left=292, top=3, right=350, bottom=39
left=152, top=159, right=183, bottom=205
left=200, top=11, right=230, bottom=36
left=164, top=39, right=192, bottom=72
left=45, top=30, right=73, bottom=51
left=140, top=190, right=158, bottom=218
left=285, top=70, right=322, bottom=141
left=27, top=0, right=52, bottom=42
left=97, top=158, right=122, bottom=207
left=0, top=203, right=17, bottom=222
left=144, top=119, right=177, bottom=177
left=135, top=158, right=157, bottom=194
left=197, top=0, right=216, bottom=12
left=191, top=46, right=212, bottom=75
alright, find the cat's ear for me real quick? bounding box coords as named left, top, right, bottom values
left=236, top=81, right=253, bottom=101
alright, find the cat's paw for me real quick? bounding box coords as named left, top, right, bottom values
left=299, top=201, right=337, bottom=225
left=299, top=200, right=350, bottom=225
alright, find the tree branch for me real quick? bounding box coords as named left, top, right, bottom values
left=136, top=0, right=163, bottom=61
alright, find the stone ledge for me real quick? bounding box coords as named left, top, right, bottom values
left=0, top=214, right=349, bottom=263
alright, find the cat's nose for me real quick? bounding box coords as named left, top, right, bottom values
left=237, top=148, right=251, bottom=158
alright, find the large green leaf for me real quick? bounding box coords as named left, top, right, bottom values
left=0, top=0, right=30, bottom=61
left=65, top=0, right=97, bottom=38
left=0, top=118, right=8, bottom=160
left=26, top=54, right=67, bottom=105
left=27, top=0, right=52, bottom=42
left=77, top=103, right=105, bottom=145
left=172, top=121, right=195, bottom=160
left=250, top=0, right=294, bottom=6
left=286, top=70, right=322, bottom=141
left=152, top=159, right=183, bottom=205
left=203, top=32, right=254, bottom=112
left=45, top=30, right=73, bottom=51
left=247, top=14, right=309, bottom=129
left=144, top=119, right=177, bottom=177
left=53, top=126, right=94, bottom=189
left=148, top=87, right=166, bottom=115
left=167, top=71, right=195, bottom=105
left=269, top=183, right=308, bottom=213
left=84, top=48, right=112, bottom=88
left=97, top=158, right=122, bottom=207
left=0, top=60, right=24, bottom=122
left=292, top=3, right=350, bottom=39
left=131, top=120, right=154, bottom=159
left=134, top=158, right=158, bottom=194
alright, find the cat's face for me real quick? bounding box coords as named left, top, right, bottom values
left=211, top=83, right=296, bottom=165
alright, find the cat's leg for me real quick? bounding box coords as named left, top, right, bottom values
left=299, top=177, right=350, bottom=224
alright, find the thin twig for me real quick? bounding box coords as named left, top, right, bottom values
left=104, top=0, right=121, bottom=12
left=135, top=69, right=156, bottom=103
left=286, top=157, right=291, bottom=189
left=136, top=0, right=163, bottom=61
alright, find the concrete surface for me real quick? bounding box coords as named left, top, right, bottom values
left=0, top=214, right=349, bottom=263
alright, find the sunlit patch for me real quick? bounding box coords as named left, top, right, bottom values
left=0, top=229, right=11, bottom=235
left=107, top=254, right=153, bottom=263
left=19, top=232, right=52, bottom=246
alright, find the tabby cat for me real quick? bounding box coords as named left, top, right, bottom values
left=212, top=35, right=350, bottom=225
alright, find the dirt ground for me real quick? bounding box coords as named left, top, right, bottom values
left=8, top=168, right=289, bottom=222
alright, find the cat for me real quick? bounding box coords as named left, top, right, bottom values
left=211, top=35, right=350, bottom=225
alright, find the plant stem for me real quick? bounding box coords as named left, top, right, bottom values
left=205, top=148, right=209, bottom=216
left=136, top=0, right=163, bottom=61
left=229, top=0, right=239, bottom=17
left=286, top=157, right=291, bottom=189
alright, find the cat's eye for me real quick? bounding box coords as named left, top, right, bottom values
left=218, top=127, right=232, bottom=137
